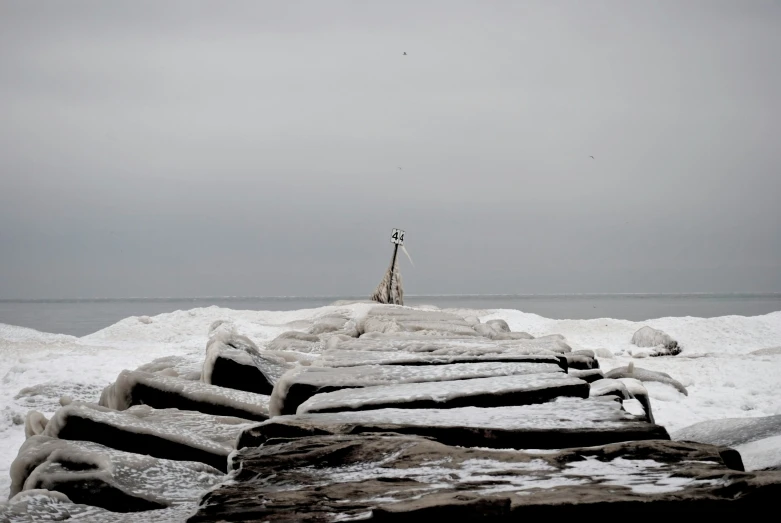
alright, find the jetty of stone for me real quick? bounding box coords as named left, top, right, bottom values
left=5, top=305, right=781, bottom=521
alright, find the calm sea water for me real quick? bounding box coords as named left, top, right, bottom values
left=1, top=294, right=779, bottom=337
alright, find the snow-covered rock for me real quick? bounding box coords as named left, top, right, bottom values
left=605, top=364, right=688, bottom=396
left=271, top=361, right=564, bottom=416
left=10, top=435, right=222, bottom=511
left=297, top=373, right=589, bottom=414
left=239, top=397, right=669, bottom=451
left=192, top=433, right=780, bottom=521
left=99, top=370, right=270, bottom=421
left=672, top=415, right=781, bottom=471
left=314, top=349, right=566, bottom=369
left=43, top=402, right=255, bottom=471
left=631, top=326, right=682, bottom=356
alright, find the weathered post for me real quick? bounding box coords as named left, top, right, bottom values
left=370, top=228, right=406, bottom=305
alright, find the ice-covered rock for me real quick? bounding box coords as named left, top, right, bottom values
left=193, top=433, right=776, bottom=521
left=750, top=346, right=781, bottom=356
left=568, top=369, right=604, bottom=383
left=605, top=363, right=688, bottom=396
left=136, top=355, right=202, bottom=381
left=631, top=326, right=682, bottom=356
left=239, top=397, right=668, bottom=451
left=10, top=435, right=222, bottom=511
left=589, top=379, right=631, bottom=400
left=486, top=319, right=511, bottom=333
left=328, top=335, right=565, bottom=353
left=2, top=489, right=198, bottom=522
left=99, top=370, right=270, bottom=421
left=673, top=415, right=781, bottom=470
left=492, top=331, right=535, bottom=340
left=270, top=361, right=565, bottom=416
left=594, top=347, right=615, bottom=359
left=202, top=330, right=289, bottom=394
left=297, top=373, right=589, bottom=414
left=358, top=306, right=481, bottom=337
left=265, top=331, right=325, bottom=353
left=24, top=410, right=49, bottom=439
left=617, top=378, right=655, bottom=424
left=563, top=353, right=599, bottom=370
left=43, top=402, right=255, bottom=471
left=314, top=349, right=566, bottom=369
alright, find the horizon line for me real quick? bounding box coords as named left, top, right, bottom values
left=2, top=291, right=781, bottom=302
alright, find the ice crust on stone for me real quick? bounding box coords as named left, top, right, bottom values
left=42, top=402, right=255, bottom=471
left=297, top=373, right=588, bottom=414
left=10, top=435, right=222, bottom=511
left=270, top=361, right=564, bottom=416
left=99, top=369, right=270, bottom=421
left=314, top=349, right=564, bottom=368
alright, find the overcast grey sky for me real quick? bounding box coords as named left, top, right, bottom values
left=1, top=0, right=779, bottom=299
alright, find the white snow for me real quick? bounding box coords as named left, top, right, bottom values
left=0, top=302, right=780, bottom=501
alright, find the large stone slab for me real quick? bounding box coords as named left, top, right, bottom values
left=673, top=415, right=781, bottom=471
left=328, top=336, right=570, bottom=354
left=297, top=373, right=589, bottom=414
left=10, top=435, right=223, bottom=512
left=271, top=361, right=565, bottom=415
left=2, top=490, right=197, bottom=522
left=99, top=370, right=270, bottom=421
left=43, top=403, right=256, bottom=472
left=314, top=349, right=567, bottom=369
left=191, top=433, right=779, bottom=521
left=238, top=397, right=669, bottom=451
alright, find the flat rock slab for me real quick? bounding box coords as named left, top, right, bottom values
left=297, top=373, right=589, bottom=414
left=43, top=403, right=256, bottom=472
left=99, top=370, right=270, bottom=421
left=239, top=397, right=669, bottom=451
left=330, top=337, right=569, bottom=354
left=315, top=349, right=566, bottom=369
left=11, top=435, right=223, bottom=512
left=673, top=415, right=781, bottom=471
left=191, top=433, right=779, bottom=522
left=272, top=361, right=565, bottom=415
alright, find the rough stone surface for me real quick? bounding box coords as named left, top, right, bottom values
left=99, top=369, right=270, bottom=421
left=314, top=349, right=567, bottom=369
left=605, top=365, right=688, bottom=396
left=631, top=326, right=682, bottom=356
left=43, top=402, right=255, bottom=472
left=238, top=397, right=669, bottom=451
left=271, top=361, right=565, bottom=415
left=296, top=373, right=589, bottom=414
left=10, top=436, right=222, bottom=511
left=191, top=433, right=779, bottom=522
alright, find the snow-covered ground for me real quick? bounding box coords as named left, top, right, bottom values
left=1, top=303, right=780, bottom=500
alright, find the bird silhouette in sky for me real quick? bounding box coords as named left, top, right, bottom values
left=590, top=155, right=595, bottom=159
left=403, top=52, right=407, bottom=55
left=397, top=166, right=403, bottom=170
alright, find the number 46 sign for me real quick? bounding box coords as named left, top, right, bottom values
left=390, top=228, right=405, bottom=245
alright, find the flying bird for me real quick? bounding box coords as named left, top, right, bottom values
left=397, top=166, right=403, bottom=170
left=403, top=52, right=407, bottom=55
left=590, top=155, right=595, bottom=159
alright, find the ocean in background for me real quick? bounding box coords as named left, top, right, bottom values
left=1, top=293, right=780, bottom=337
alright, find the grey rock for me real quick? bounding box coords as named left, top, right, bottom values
left=10, top=436, right=222, bottom=511
left=272, top=361, right=565, bottom=416
left=631, top=326, right=682, bottom=356
left=605, top=364, right=688, bottom=396
left=238, top=397, right=669, bottom=451
left=314, top=349, right=567, bottom=370
left=43, top=402, right=256, bottom=472
left=567, top=369, right=604, bottom=383
left=297, top=373, right=589, bottom=414
left=486, top=319, right=511, bottom=333
left=672, top=415, right=781, bottom=448
left=99, top=370, right=271, bottom=421
left=191, top=433, right=775, bottom=521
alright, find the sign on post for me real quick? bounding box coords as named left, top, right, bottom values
left=390, top=228, right=405, bottom=245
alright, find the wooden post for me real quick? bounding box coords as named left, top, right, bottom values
left=387, top=242, right=399, bottom=303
